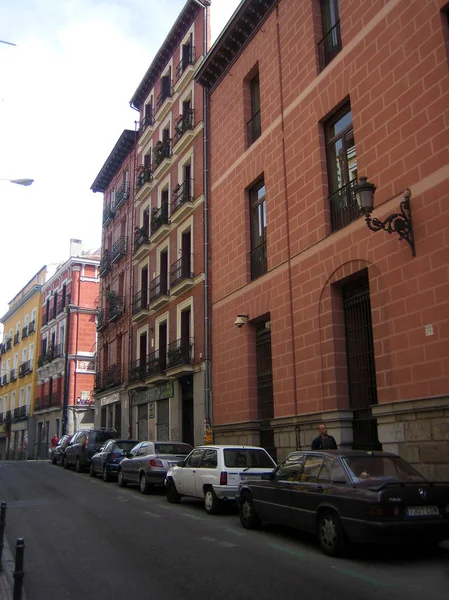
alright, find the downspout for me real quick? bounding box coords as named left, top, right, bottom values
left=61, top=293, right=71, bottom=435
left=192, top=0, right=212, bottom=442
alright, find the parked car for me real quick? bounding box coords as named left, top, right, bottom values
left=165, top=445, right=277, bottom=514
left=118, top=441, right=193, bottom=494
left=51, top=434, right=72, bottom=467
left=90, top=439, right=139, bottom=482
left=236, top=449, right=449, bottom=556
left=64, top=428, right=117, bottom=472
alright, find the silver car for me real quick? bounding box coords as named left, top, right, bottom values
left=117, top=441, right=193, bottom=494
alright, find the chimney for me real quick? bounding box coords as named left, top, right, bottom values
left=70, top=239, right=82, bottom=257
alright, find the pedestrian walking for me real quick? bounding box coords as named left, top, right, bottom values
left=311, top=423, right=338, bottom=450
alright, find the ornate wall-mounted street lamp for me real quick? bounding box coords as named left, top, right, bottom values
left=354, top=176, right=415, bottom=257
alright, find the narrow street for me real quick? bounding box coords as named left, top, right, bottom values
left=0, top=461, right=448, bottom=600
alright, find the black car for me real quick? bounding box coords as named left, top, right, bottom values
left=90, top=439, right=139, bottom=482
left=51, top=434, right=72, bottom=467
left=64, top=428, right=117, bottom=472
left=236, top=450, right=449, bottom=556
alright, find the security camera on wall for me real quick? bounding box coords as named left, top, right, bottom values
left=234, top=314, right=249, bottom=328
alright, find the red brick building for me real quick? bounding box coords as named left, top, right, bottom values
left=196, top=0, right=449, bottom=476
left=92, top=130, right=136, bottom=436
left=35, top=240, right=99, bottom=457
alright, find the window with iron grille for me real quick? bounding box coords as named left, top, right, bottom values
left=246, top=71, right=261, bottom=146
left=318, top=0, right=341, bottom=71
left=250, top=179, right=267, bottom=280
left=325, top=104, right=358, bottom=232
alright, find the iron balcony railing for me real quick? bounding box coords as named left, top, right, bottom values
left=37, top=343, right=64, bottom=368
left=318, top=20, right=342, bottom=72
left=115, top=182, right=130, bottom=210
left=97, top=308, right=106, bottom=331
left=106, top=364, right=122, bottom=388
left=134, top=225, right=150, bottom=253
left=28, top=320, right=36, bottom=334
left=2, top=374, right=8, bottom=385
left=42, top=313, right=49, bottom=326
left=57, top=298, right=66, bottom=314
left=0, top=413, right=3, bottom=422
left=153, top=139, right=172, bottom=168
left=167, top=338, right=193, bottom=369
left=13, top=405, right=30, bottom=420
left=102, top=202, right=116, bottom=226
left=156, top=79, right=173, bottom=111
left=0, top=343, right=5, bottom=355
left=151, top=202, right=169, bottom=235
left=95, top=371, right=105, bottom=391
left=129, top=350, right=164, bottom=383
left=250, top=242, right=267, bottom=280
left=132, top=290, right=148, bottom=315
left=18, top=360, right=33, bottom=378
left=136, top=167, right=153, bottom=191
left=14, top=332, right=20, bottom=345
left=171, top=179, right=193, bottom=215
left=176, top=45, right=195, bottom=80
left=35, top=394, right=61, bottom=410
left=170, top=254, right=194, bottom=288
left=5, top=410, right=12, bottom=423
left=174, top=109, right=194, bottom=145
left=99, top=250, right=111, bottom=276
left=22, top=325, right=28, bottom=339
left=108, top=295, right=125, bottom=322
left=149, top=274, right=169, bottom=303
left=138, top=109, right=155, bottom=138
left=10, top=369, right=17, bottom=382
left=6, top=338, right=12, bottom=351
left=246, top=110, right=261, bottom=146
left=129, top=357, right=147, bottom=382
left=111, top=236, right=128, bottom=264
left=329, top=178, right=359, bottom=232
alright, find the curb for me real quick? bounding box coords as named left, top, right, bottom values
left=0, top=535, right=27, bottom=600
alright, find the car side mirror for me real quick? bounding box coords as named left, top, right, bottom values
left=177, top=460, right=185, bottom=467
left=125, top=452, right=132, bottom=458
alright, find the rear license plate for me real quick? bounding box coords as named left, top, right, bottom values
left=406, top=505, right=439, bottom=517
left=240, top=474, right=262, bottom=481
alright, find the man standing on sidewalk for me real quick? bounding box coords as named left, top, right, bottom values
left=311, top=423, right=338, bottom=450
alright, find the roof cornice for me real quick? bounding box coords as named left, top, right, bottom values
left=0, top=285, right=42, bottom=323
left=91, top=130, right=136, bottom=193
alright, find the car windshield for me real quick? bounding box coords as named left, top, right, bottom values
left=224, top=449, right=275, bottom=468
left=91, top=431, right=116, bottom=443
left=112, top=441, right=138, bottom=453
left=155, top=443, right=192, bottom=455
left=342, top=456, right=426, bottom=483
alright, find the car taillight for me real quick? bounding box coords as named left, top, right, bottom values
left=371, top=504, right=401, bottom=517
left=110, top=453, right=121, bottom=460
left=219, top=472, right=227, bottom=485
left=149, top=458, right=163, bottom=468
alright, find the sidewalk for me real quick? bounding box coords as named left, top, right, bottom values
left=0, top=535, right=27, bottom=600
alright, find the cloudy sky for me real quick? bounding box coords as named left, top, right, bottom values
left=0, top=0, right=240, bottom=326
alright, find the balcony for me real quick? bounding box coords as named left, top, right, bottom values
left=13, top=405, right=30, bottom=420
left=22, top=325, right=29, bottom=340
left=10, top=369, right=17, bottom=382
left=175, top=46, right=196, bottom=86
left=28, top=320, right=36, bottom=334
left=102, top=202, right=116, bottom=226
left=173, top=110, right=194, bottom=154
left=37, top=343, right=64, bottom=368
left=106, top=364, right=122, bottom=388
left=150, top=202, right=170, bottom=244
left=108, top=294, right=125, bottom=322
left=94, top=371, right=105, bottom=392
left=156, top=79, right=174, bottom=120
left=0, top=343, right=5, bottom=355
left=111, top=236, right=128, bottom=265
left=329, top=178, right=359, bottom=232
left=2, top=374, right=8, bottom=386
left=42, top=313, right=49, bottom=326
left=318, top=20, right=342, bottom=72
left=129, top=351, right=166, bottom=384
left=57, top=298, right=66, bottom=314
left=35, top=394, right=62, bottom=411
left=99, top=250, right=111, bottom=277
left=138, top=110, right=155, bottom=146
left=153, top=140, right=172, bottom=178
left=115, top=181, right=130, bottom=211
left=246, top=110, right=261, bottom=146
left=250, top=242, right=267, bottom=280
left=14, top=332, right=20, bottom=345
left=131, top=290, right=149, bottom=322
left=170, top=254, right=194, bottom=297
left=133, top=225, right=151, bottom=261
left=166, top=338, right=194, bottom=377
left=6, top=338, right=12, bottom=351
left=149, top=275, right=169, bottom=311
left=18, top=360, right=33, bottom=378
left=135, top=167, right=154, bottom=204
left=171, top=180, right=194, bottom=223
left=97, top=308, right=106, bottom=331
left=5, top=410, right=12, bottom=423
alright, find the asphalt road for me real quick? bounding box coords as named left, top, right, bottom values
left=0, top=460, right=448, bottom=600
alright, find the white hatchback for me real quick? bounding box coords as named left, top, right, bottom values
left=165, top=445, right=277, bottom=514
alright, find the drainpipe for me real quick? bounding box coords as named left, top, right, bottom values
left=191, top=0, right=212, bottom=442
left=61, top=294, right=71, bottom=435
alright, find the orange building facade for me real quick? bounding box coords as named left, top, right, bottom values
left=196, top=0, right=449, bottom=476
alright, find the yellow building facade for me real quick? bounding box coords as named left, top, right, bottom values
left=0, top=266, right=47, bottom=459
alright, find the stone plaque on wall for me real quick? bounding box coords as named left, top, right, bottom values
left=132, top=382, right=174, bottom=406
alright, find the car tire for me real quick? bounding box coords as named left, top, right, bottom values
left=90, top=464, right=96, bottom=478
left=140, top=473, right=151, bottom=495
left=165, top=479, right=181, bottom=504
left=118, top=470, right=127, bottom=487
left=51, top=454, right=57, bottom=465
left=102, top=466, right=110, bottom=483
left=75, top=457, right=83, bottom=473
left=63, top=456, right=70, bottom=469
left=238, top=493, right=261, bottom=530
left=204, top=487, right=221, bottom=515
left=318, top=510, right=346, bottom=557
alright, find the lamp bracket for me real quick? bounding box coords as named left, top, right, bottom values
left=365, top=189, right=415, bottom=257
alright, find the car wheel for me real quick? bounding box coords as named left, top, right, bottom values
left=75, top=457, right=83, bottom=473
left=51, top=454, right=57, bottom=465
left=165, top=479, right=181, bottom=504
left=90, top=464, right=96, bottom=478
left=63, top=456, right=70, bottom=469
left=318, top=510, right=346, bottom=557
left=102, top=466, right=110, bottom=483
left=238, top=493, right=261, bottom=529
left=204, top=487, right=221, bottom=515
left=140, top=473, right=151, bottom=495
left=118, top=470, right=127, bottom=487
